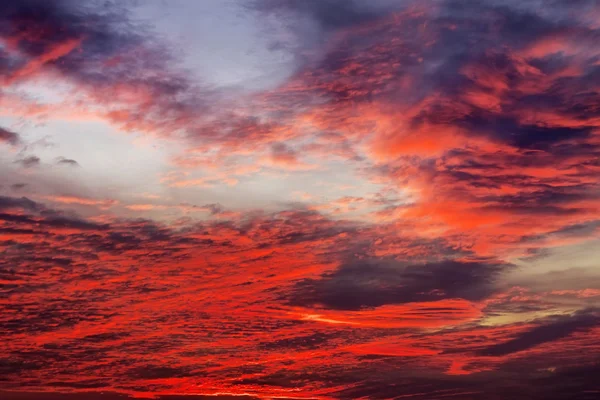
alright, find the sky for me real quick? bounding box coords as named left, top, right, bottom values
left=1, top=0, right=599, bottom=399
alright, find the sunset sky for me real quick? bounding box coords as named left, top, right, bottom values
left=1, top=0, right=600, bottom=399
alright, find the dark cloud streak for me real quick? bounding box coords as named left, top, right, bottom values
left=0, top=127, right=21, bottom=146
left=289, top=259, right=508, bottom=310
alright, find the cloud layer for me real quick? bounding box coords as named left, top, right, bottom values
left=1, top=0, right=600, bottom=399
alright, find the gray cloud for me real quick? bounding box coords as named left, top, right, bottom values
left=56, top=157, right=79, bottom=167
left=288, top=259, right=508, bottom=310
left=14, top=156, right=40, bottom=169
left=0, top=127, right=21, bottom=146
left=475, top=309, right=600, bottom=356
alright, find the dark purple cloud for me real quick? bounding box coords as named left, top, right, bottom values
left=0, top=127, right=21, bottom=146
left=475, top=310, right=599, bottom=356
left=289, top=259, right=508, bottom=310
